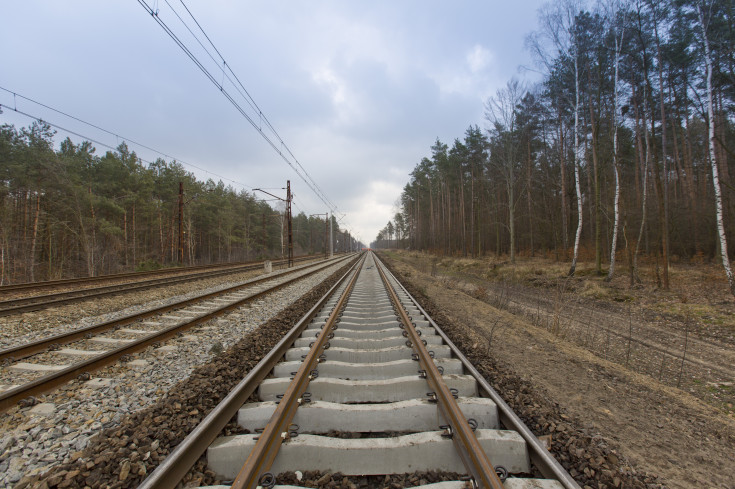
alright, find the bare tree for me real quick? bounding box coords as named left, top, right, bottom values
left=607, top=0, right=628, bottom=281
left=485, top=79, right=527, bottom=264
left=698, top=1, right=735, bottom=297
left=526, top=0, right=586, bottom=275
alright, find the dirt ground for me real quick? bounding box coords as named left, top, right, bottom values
left=381, top=250, right=735, bottom=489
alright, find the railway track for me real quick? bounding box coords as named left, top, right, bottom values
left=0, top=254, right=354, bottom=412
left=140, top=251, right=579, bottom=489
left=0, top=255, right=324, bottom=317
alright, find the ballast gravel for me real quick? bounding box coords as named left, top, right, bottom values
left=378, top=254, right=665, bottom=489
left=1, top=258, right=354, bottom=489
left=0, top=262, right=303, bottom=350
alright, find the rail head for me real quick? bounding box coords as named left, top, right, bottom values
left=375, top=258, right=505, bottom=489
left=136, top=254, right=364, bottom=489
left=373, top=253, right=582, bottom=489
left=231, top=255, right=364, bottom=489
left=0, top=255, right=355, bottom=412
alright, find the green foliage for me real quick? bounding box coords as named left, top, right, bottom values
left=390, top=0, right=735, bottom=269
left=136, top=259, right=163, bottom=272
left=0, top=124, right=337, bottom=282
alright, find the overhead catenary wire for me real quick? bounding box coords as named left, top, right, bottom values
left=136, top=0, right=338, bottom=214
left=0, top=86, right=255, bottom=192
left=0, top=100, right=291, bottom=211
left=0, top=93, right=359, bottom=237
left=175, top=0, right=336, bottom=212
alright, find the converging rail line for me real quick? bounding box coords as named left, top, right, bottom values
left=0, top=255, right=353, bottom=412
left=139, top=251, right=579, bottom=489
left=0, top=255, right=326, bottom=317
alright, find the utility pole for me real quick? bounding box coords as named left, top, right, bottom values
left=254, top=182, right=293, bottom=267
left=178, top=181, right=184, bottom=264
left=329, top=212, right=333, bottom=258
left=286, top=180, right=293, bottom=267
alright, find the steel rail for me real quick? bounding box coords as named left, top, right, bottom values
left=0, top=262, right=248, bottom=294
left=0, top=256, right=348, bottom=363
left=231, top=255, right=365, bottom=489
left=0, top=255, right=356, bottom=412
left=137, top=255, right=364, bottom=489
left=375, top=254, right=582, bottom=489
left=375, top=260, right=505, bottom=489
left=0, top=254, right=327, bottom=294
left=0, top=255, right=321, bottom=317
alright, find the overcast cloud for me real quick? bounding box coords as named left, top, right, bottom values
left=1, top=1, right=545, bottom=245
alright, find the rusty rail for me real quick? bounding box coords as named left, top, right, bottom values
left=0, top=256, right=347, bottom=363
left=0, top=255, right=324, bottom=317
left=0, top=255, right=355, bottom=412
left=0, top=253, right=332, bottom=294
left=231, top=255, right=364, bottom=489
left=376, top=261, right=505, bottom=489
left=137, top=255, right=364, bottom=489
left=375, top=253, right=581, bottom=489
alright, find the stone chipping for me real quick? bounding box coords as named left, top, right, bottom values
left=1, top=259, right=354, bottom=489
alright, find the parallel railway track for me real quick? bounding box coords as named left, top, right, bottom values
left=0, top=255, right=354, bottom=412
left=0, top=255, right=325, bottom=317
left=139, top=251, right=579, bottom=489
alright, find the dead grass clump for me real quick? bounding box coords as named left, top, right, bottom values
left=471, top=286, right=488, bottom=300
left=579, top=280, right=612, bottom=300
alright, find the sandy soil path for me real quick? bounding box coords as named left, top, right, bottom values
left=386, top=254, right=735, bottom=489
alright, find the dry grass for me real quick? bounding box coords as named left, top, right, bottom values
left=386, top=249, right=735, bottom=335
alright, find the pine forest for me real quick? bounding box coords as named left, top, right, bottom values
left=373, top=0, right=735, bottom=296
left=0, top=126, right=350, bottom=284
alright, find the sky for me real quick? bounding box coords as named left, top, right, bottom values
left=0, top=1, right=546, bottom=246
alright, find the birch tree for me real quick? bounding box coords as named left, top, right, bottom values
left=607, top=0, right=628, bottom=281
left=527, top=0, right=586, bottom=275
left=698, top=0, right=735, bottom=296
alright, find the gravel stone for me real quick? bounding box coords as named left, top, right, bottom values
left=1, top=258, right=354, bottom=488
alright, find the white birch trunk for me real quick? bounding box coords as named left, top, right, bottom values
left=569, top=50, right=583, bottom=276
left=634, top=85, right=651, bottom=277
left=700, top=5, right=735, bottom=297
left=608, top=22, right=624, bottom=281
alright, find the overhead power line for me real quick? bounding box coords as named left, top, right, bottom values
left=0, top=101, right=300, bottom=212
left=136, top=0, right=339, bottom=214
left=0, top=86, right=256, bottom=192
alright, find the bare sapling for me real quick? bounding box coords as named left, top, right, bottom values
left=484, top=318, right=508, bottom=355
left=677, top=310, right=690, bottom=388
left=551, top=278, right=570, bottom=336
left=625, top=302, right=633, bottom=367
left=658, top=351, right=667, bottom=382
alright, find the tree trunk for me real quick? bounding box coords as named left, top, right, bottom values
left=124, top=209, right=128, bottom=268
left=608, top=28, right=623, bottom=281
left=132, top=203, right=136, bottom=268
left=654, top=15, right=670, bottom=290
left=569, top=52, right=583, bottom=277
left=558, top=109, right=569, bottom=257
left=88, top=187, right=96, bottom=277
left=634, top=84, right=652, bottom=283
left=527, top=138, right=534, bottom=257
left=509, top=176, right=515, bottom=264
left=29, top=194, right=41, bottom=282
left=700, top=5, right=735, bottom=296
left=589, top=92, right=601, bottom=275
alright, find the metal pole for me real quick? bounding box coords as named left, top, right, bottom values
left=324, top=217, right=328, bottom=259
left=262, top=213, right=266, bottom=256
left=329, top=212, right=333, bottom=258
left=286, top=180, right=293, bottom=267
